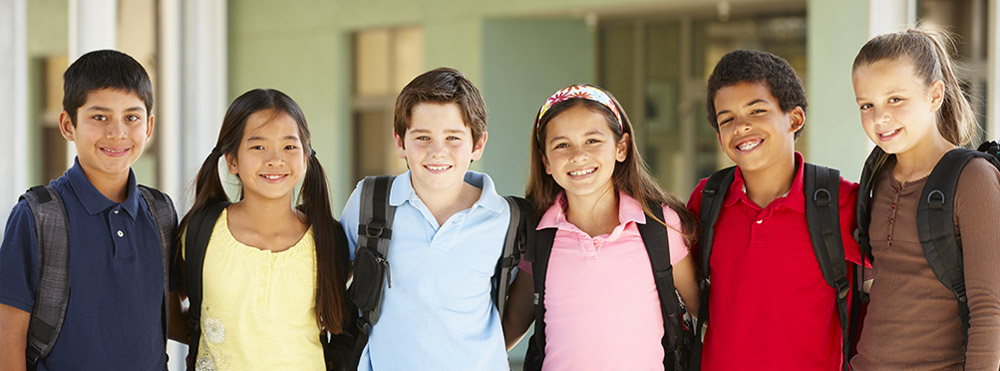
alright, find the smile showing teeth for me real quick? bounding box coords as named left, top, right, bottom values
left=737, top=139, right=762, bottom=151
left=568, top=168, right=596, bottom=176
left=879, top=128, right=900, bottom=138
left=262, top=174, right=285, bottom=180
left=101, top=147, right=127, bottom=153
left=426, top=165, right=450, bottom=171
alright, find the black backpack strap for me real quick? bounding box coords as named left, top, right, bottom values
left=136, top=185, right=178, bottom=348
left=495, top=196, right=529, bottom=318
left=21, top=185, right=71, bottom=369
left=182, top=200, right=229, bottom=369
left=917, top=148, right=986, bottom=343
left=803, top=163, right=851, bottom=371
left=690, top=166, right=736, bottom=369
left=637, top=201, right=693, bottom=371
left=348, top=175, right=396, bottom=370
left=523, top=226, right=556, bottom=371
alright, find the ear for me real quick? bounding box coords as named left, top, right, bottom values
left=58, top=110, right=75, bottom=141
left=616, top=133, right=630, bottom=162
left=928, top=79, right=946, bottom=111
left=542, top=154, right=551, bottom=175
left=225, top=152, right=239, bottom=175
left=394, top=131, right=407, bottom=159
left=145, top=114, right=155, bottom=141
left=788, top=106, right=805, bottom=134
left=470, top=131, right=488, bottom=162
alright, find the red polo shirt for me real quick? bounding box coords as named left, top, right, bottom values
left=687, top=153, right=860, bottom=371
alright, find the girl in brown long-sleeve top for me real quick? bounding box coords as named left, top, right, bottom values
left=850, top=28, right=1000, bottom=371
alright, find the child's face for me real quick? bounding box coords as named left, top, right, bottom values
left=713, top=81, right=803, bottom=174
left=226, top=109, right=307, bottom=202
left=59, top=88, right=154, bottom=182
left=852, top=59, right=945, bottom=156
left=395, top=102, right=486, bottom=195
left=542, top=105, right=628, bottom=201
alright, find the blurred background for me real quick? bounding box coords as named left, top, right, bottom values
left=0, top=0, right=997, bottom=369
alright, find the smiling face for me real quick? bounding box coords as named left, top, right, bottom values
left=226, top=108, right=307, bottom=202
left=395, top=102, right=486, bottom=196
left=59, top=88, right=154, bottom=182
left=713, top=81, right=803, bottom=174
left=542, top=104, right=628, bottom=201
left=853, top=59, right=945, bottom=156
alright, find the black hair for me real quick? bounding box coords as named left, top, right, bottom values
left=62, top=49, right=153, bottom=125
left=706, top=49, right=807, bottom=139
left=178, top=89, right=349, bottom=334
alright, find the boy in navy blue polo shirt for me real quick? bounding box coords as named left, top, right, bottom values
left=0, top=50, right=172, bottom=370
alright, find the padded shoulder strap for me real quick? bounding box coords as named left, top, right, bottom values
left=495, top=196, right=529, bottom=318
left=528, top=226, right=556, bottom=364
left=691, top=166, right=736, bottom=368
left=803, top=163, right=851, bottom=371
left=137, top=186, right=178, bottom=346
left=182, top=200, right=229, bottom=369
left=358, top=176, right=396, bottom=263
left=21, top=185, right=71, bottom=367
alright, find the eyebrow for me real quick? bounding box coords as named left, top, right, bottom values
left=84, top=106, right=146, bottom=113
left=547, top=130, right=606, bottom=143
left=716, top=99, right=770, bottom=116
left=408, top=128, right=467, bottom=134
left=246, top=135, right=300, bottom=142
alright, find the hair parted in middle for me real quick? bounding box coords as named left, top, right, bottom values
left=706, top=49, right=808, bottom=139
left=526, top=84, right=696, bottom=246
left=393, top=67, right=488, bottom=145
left=178, top=88, right=349, bottom=335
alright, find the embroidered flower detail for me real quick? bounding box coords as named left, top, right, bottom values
left=202, top=317, right=226, bottom=344
left=195, top=357, right=216, bottom=371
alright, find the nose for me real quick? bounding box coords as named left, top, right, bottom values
left=874, top=108, right=891, bottom=125
left=106, top=118, right=127, bottom=139
left=264, top=147, right=285, bottom=166
left=734, top=117, right=752, bottom=133
left=569, top=145, right=588, bottom=162
left=428, top=139, right=447, bottom=157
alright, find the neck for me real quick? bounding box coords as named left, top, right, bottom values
left=892, top=135, right=957, bottom=182
left=412, top=175, right=481, bottom=226
left=564, top=187, right=620, bottom=237
left=740, top=155, right=797, bottom=208
left=87, top=171, right=130, bottom=203
left=230, top=193, right=302, bottom=231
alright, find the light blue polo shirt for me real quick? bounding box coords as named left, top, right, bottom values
left=340, top=171, right=510, bottom=371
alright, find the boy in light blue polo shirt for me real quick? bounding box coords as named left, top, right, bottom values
left=340, top=67, right=510, bottom=370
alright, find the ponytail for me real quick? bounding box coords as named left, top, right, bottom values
left=298, top=151, right=348, bottom=334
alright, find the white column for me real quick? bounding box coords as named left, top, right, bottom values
left=0, top=0, right=28, bottom=230
left=66, top=0, right=118, bottom=168
left=868, top=0, right=916, bottom=38
left=988, top=0, right=1000, bottom=139
left=181, top=0, right=227, bottom=207
left=159, top=0, right=183, bottom=209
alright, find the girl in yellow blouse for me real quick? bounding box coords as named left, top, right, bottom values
left=168, top=89, right=350, bottom=370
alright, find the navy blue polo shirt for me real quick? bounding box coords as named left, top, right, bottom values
left=0, top=159, right=167, bottom=370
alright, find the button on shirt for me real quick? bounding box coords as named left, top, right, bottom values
left=0, top=158, right=166, bottom=370
left=518, top=192, right=690, bottom=370
left=340, top=171, right=510, bottom=371
left=686, top=153, right=861, bottom=371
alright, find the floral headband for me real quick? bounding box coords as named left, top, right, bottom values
left=535, top=85, right=624, bottom=133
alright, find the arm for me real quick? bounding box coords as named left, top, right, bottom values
left=167, top=290, right=188, bottom=343
left=955, top=159, right=1000, bottom=369
left=502, top=271, right=535, bottom=351
left=0, top=303, right=28, bottom=371
left=672, top=254, right=699, bottom=318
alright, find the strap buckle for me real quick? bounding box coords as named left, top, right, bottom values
left=361, top=221, right=392, bottom=239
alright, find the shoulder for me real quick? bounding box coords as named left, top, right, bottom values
left=958, top=157, right=1000, bottom=188
left=837, top=175, right=859, bottom=208
left=3, top=199, right=37, bottom=236
left=658, top=203, right=684, bottom=230
left=687, top=177, right=710, bottom=211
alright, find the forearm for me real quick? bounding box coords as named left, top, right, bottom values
left=167, top=290, right=189, bottom=344
left=502, top=272, right=535, bottom=351
left=0, top=303, right=29, bottom=371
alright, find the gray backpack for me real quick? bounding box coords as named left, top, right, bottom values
left=19, top=184, right=177, bottom=369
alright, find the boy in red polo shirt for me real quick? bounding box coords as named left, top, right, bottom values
left=687, top=49, right=862, bottom=370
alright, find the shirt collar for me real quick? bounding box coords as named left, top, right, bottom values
left=66, top=157, right=140, bottom=218
left=389, top=170, right=505, bottom=214
left=537, top=191, right=646, bottom=230
left=725, top=151, right=807, bottom=213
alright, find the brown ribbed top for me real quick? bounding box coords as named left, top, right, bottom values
left=851, top=157, right=1000, bottom=371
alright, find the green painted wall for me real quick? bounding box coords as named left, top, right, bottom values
left=806, top=0, right=872, bottom=182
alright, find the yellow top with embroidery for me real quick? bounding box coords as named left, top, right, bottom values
left=183, top=208, right=324, bottom=371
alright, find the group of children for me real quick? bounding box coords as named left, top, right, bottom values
left=0, top=25, right=997, bottom=371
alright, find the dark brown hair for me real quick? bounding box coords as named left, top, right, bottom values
left=178, top=89, right=349, bottom=334
left=62, top=49, right=153, bottom=126
left=853, top=27, right=977, bottom=146
left=706, top=49, right=807, bottom=139
left=393, top=67, right=487, bottom=144
left=526, top=85, right=696, bottom=246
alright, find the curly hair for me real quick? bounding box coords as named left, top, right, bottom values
left=706, top=49, right=807, bottom=139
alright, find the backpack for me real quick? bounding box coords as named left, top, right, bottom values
left=19, top=184, right=177, bottom=369
left=181, top=201, right=356, bottom=371
left=691, top=163, right=853, bottom=371
left=855, top=141, right=1000, bottom=350
left=346, top=175, right=529, bottom=370
left=521, top=200, right=695, bottom=371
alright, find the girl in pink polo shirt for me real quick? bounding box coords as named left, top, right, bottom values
left=503, top=85, right=700, bottom=371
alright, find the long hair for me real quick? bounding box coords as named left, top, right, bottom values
left=525, top=85, right=697, bottom=246
left=853, top=27, right=978, bottom=147
left=177, top=88, right=348, bottom=334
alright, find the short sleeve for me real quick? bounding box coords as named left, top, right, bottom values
left=0, top=200, right=41, bottom=313
left=661, top=204, right=690, bottom=266
left=339, top=180, right=364, bottom=262
left=838, top=178, right=863, bottom=266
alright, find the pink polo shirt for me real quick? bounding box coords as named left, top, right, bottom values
left=519, top=192, right=689, bottom=371
left=686, top=153, right=861, bottom=371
